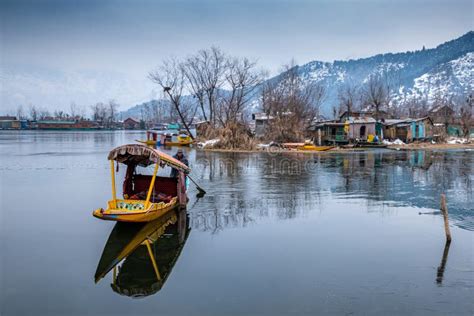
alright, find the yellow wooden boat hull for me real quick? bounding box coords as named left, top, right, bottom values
left=297, top=145, right=335, bottom=151
left=93, top=197, right=179, bottom=222
left=136, top=139, right=157, bottom=146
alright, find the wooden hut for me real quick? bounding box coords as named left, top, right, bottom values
left=308, top=121, right=348, bottom=145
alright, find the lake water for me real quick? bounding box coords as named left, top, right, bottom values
left=0, top=131, right=473, bottom=315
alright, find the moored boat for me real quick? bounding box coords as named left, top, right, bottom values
left=282, top=141, right=334, bottom=151
left=93, top=144, right=190, bottom=222
left=296, top=144, right=335, bottom=151
left=136, top=130, right=194, bottom=147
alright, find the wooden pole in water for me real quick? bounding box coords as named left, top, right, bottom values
left=440, top=194, right=452, bottom=243
left=436, top=240, right=451, bottom=284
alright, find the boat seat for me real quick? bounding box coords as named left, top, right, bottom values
left=129, top=191, right=173, bottom=203
left=124, top=174, right=178, bottom=198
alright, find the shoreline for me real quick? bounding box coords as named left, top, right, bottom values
left=199, top=143, right=474, bottom=153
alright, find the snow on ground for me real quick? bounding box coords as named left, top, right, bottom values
left=447, top=137, right=469, bottom=144
left=383, top=139, right=406, bottom=145
left=197, top=138, right=220, bottom=148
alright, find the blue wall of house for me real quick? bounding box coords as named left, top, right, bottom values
left=411, top=121, right=425, bottom=139
left=419, top=123, right=424, bottom=138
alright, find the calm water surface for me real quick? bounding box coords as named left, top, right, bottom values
left=0, top=131, right=473, bottom=315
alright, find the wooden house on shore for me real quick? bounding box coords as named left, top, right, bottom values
left=383, top=117, right=433, bottom=142
left=0, top=116, right=23, bottom=129
left=308, top=121, right=347, bottom=145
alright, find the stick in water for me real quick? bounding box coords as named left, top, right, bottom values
left=440, top=194, right=452, bottom=243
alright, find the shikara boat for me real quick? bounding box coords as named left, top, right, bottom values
left=296, top=144, right=335, bottom=151
left=93, top=144, right=190, bottom=222
left=94, top=208, right=190, bottom=297
left=282, top=142, right=334, bottom=151
left=136, top=131, right=158, bottom=146
left=136, top=130, right=193, bottom=147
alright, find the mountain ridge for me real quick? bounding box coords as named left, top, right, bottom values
left=121, top=31, right=473, bottom=119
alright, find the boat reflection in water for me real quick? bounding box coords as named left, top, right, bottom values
left=94, top=208, right=190, bottom=298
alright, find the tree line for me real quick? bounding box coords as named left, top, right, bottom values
left=13, top=100, right=121, bottom=129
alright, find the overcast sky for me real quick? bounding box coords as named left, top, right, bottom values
left=1, top=0, right=472, bottom=113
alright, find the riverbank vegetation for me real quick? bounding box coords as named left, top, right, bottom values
left=146, top=47, right=472, bottom=150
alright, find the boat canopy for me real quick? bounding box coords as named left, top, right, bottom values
left=108, top=144, right=190, bottom=172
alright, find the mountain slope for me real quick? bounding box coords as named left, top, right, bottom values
left=122, top=31, right=473, bottom=118
left=294, top=31, right=473, bottom=114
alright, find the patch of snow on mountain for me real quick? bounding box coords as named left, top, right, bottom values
left=411, top=52, right=473, bottom=102
left=449, top=52, right=473, bottom=90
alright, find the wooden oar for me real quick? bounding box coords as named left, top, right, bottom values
left=187, top=174, right=206, bottom=197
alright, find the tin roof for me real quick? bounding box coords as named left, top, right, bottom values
left=348, top=117, right=376, bottom=124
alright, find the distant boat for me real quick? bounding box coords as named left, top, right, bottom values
left=93, top=144, right=190, bottom=222
left=296, top=144, right=335, bottom=151
left=282, top=142, right=334, bottom=151
left=136, top=130, right=194, bottom=147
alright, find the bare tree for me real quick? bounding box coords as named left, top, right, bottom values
left=338, top=82, right=359, bottom=118
left=38, top=108, right=51, bottom=120
left=16, top=105, right=25, bottom=120
left=362, top=74, right=391, bottom=120
left=149, top=58, right=195, bottom=139
left=69, top=102, right=78, bottom=119
left=107, top=99, right=119, bottom=128
left=459, top=93, right=473, bottom=137
left=91, top=102, right=107, bottom=123
left=217, top=57, right=262, bottom=127
left=261, top=60, right=326, bottom=142
left=54, top=110, right=67, bottom=119
left=28, top=105, right=38, bottom=121
left=182, top=47, right=226, bottom=125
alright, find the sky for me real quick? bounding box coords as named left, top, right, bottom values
left=1, top=0, right=472, bottom=114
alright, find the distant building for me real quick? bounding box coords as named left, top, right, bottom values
left=383, top=117, right=433, bottom=142
left=308, top=121, right=347, bottom=145
left=0, top=116, right=21, bottom=129
left=123, top=117, right=140, bottom=130
left=346, top=117, right=377, bottom=141
left=383, top=119, right=412, bottom=142
left=193, top=121, right=210, bottom=137
left=151, top=123, right=168, bottom=131
left=410, top=117, right=433, bottom=141
left=33, top=119, right=99, bottom=130
left=167, top=123, right=181, bottom=130
left=339, top=110, right=391, bottom=122
left=251, top=112, right=273, bottom=137
left=428, top=105, right=455, bottom=124
left=310, top=112, right=386, bottom=144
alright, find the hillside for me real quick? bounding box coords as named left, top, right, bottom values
left=121, top=31, right=473, bottom=119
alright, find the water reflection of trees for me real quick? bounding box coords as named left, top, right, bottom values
left=191, top=152, right=325, bottom=233
left=191, top=150, right=473, bottom=233
left=327, top=151, right=472, bottom=222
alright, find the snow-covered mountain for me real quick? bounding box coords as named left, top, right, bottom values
left=293, top=31, right=473, bottom=114
left=123, top=31, right=473, bottom=118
